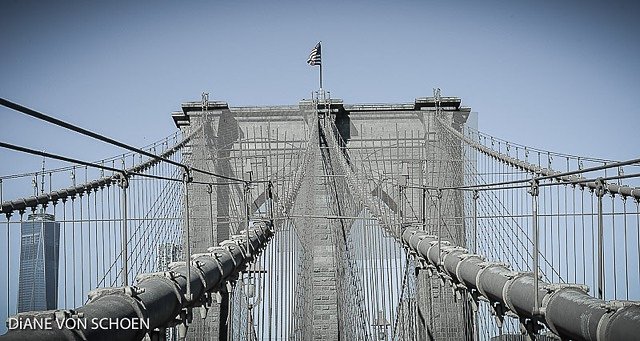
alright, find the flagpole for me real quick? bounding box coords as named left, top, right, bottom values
left=319, top=41, right=323, bottom=90
left=320, top=62, right=323, bottom=90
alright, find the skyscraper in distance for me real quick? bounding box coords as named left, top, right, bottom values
left=156, top=242, right=182, bottom=272
left=17, top=212, right=60, bottom=312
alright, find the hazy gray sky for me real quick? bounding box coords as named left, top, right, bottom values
left=1, top=0, right=639, bottom=184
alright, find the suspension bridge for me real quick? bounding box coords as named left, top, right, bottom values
left=0, top=91, right=638, bottom=340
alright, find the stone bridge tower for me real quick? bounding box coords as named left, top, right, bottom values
left=172, top=94, right=472, bottom=340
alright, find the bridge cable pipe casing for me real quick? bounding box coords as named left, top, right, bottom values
left=318, top=113, right=640, bottom=339
left=319, top=119, right=640, bottom=340
left=0, top=222, right=273, bottom=341
left=401, top=226, right=640, bottom=341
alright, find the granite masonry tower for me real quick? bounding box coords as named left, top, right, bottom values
left=173, top=93, right=472, bottom=340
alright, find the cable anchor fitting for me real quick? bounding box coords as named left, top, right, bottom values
left=182, top=168, right=193, bottom=184
left=117, top=172, right=129, bottom=189
left=594, top=177, right=606, bottom=198
left=528, top=178, right=539, bottom=197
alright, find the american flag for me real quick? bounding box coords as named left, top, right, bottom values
left=307, top=42, right=321, bottom=66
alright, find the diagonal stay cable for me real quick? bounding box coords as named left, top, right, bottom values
left=0, top=131, right=179, bottom=181
left=0, top=97, right=245, bottom=183
left=0, top=141, right=195, bottom=185
left=0, top=142, right=126, bottom=179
